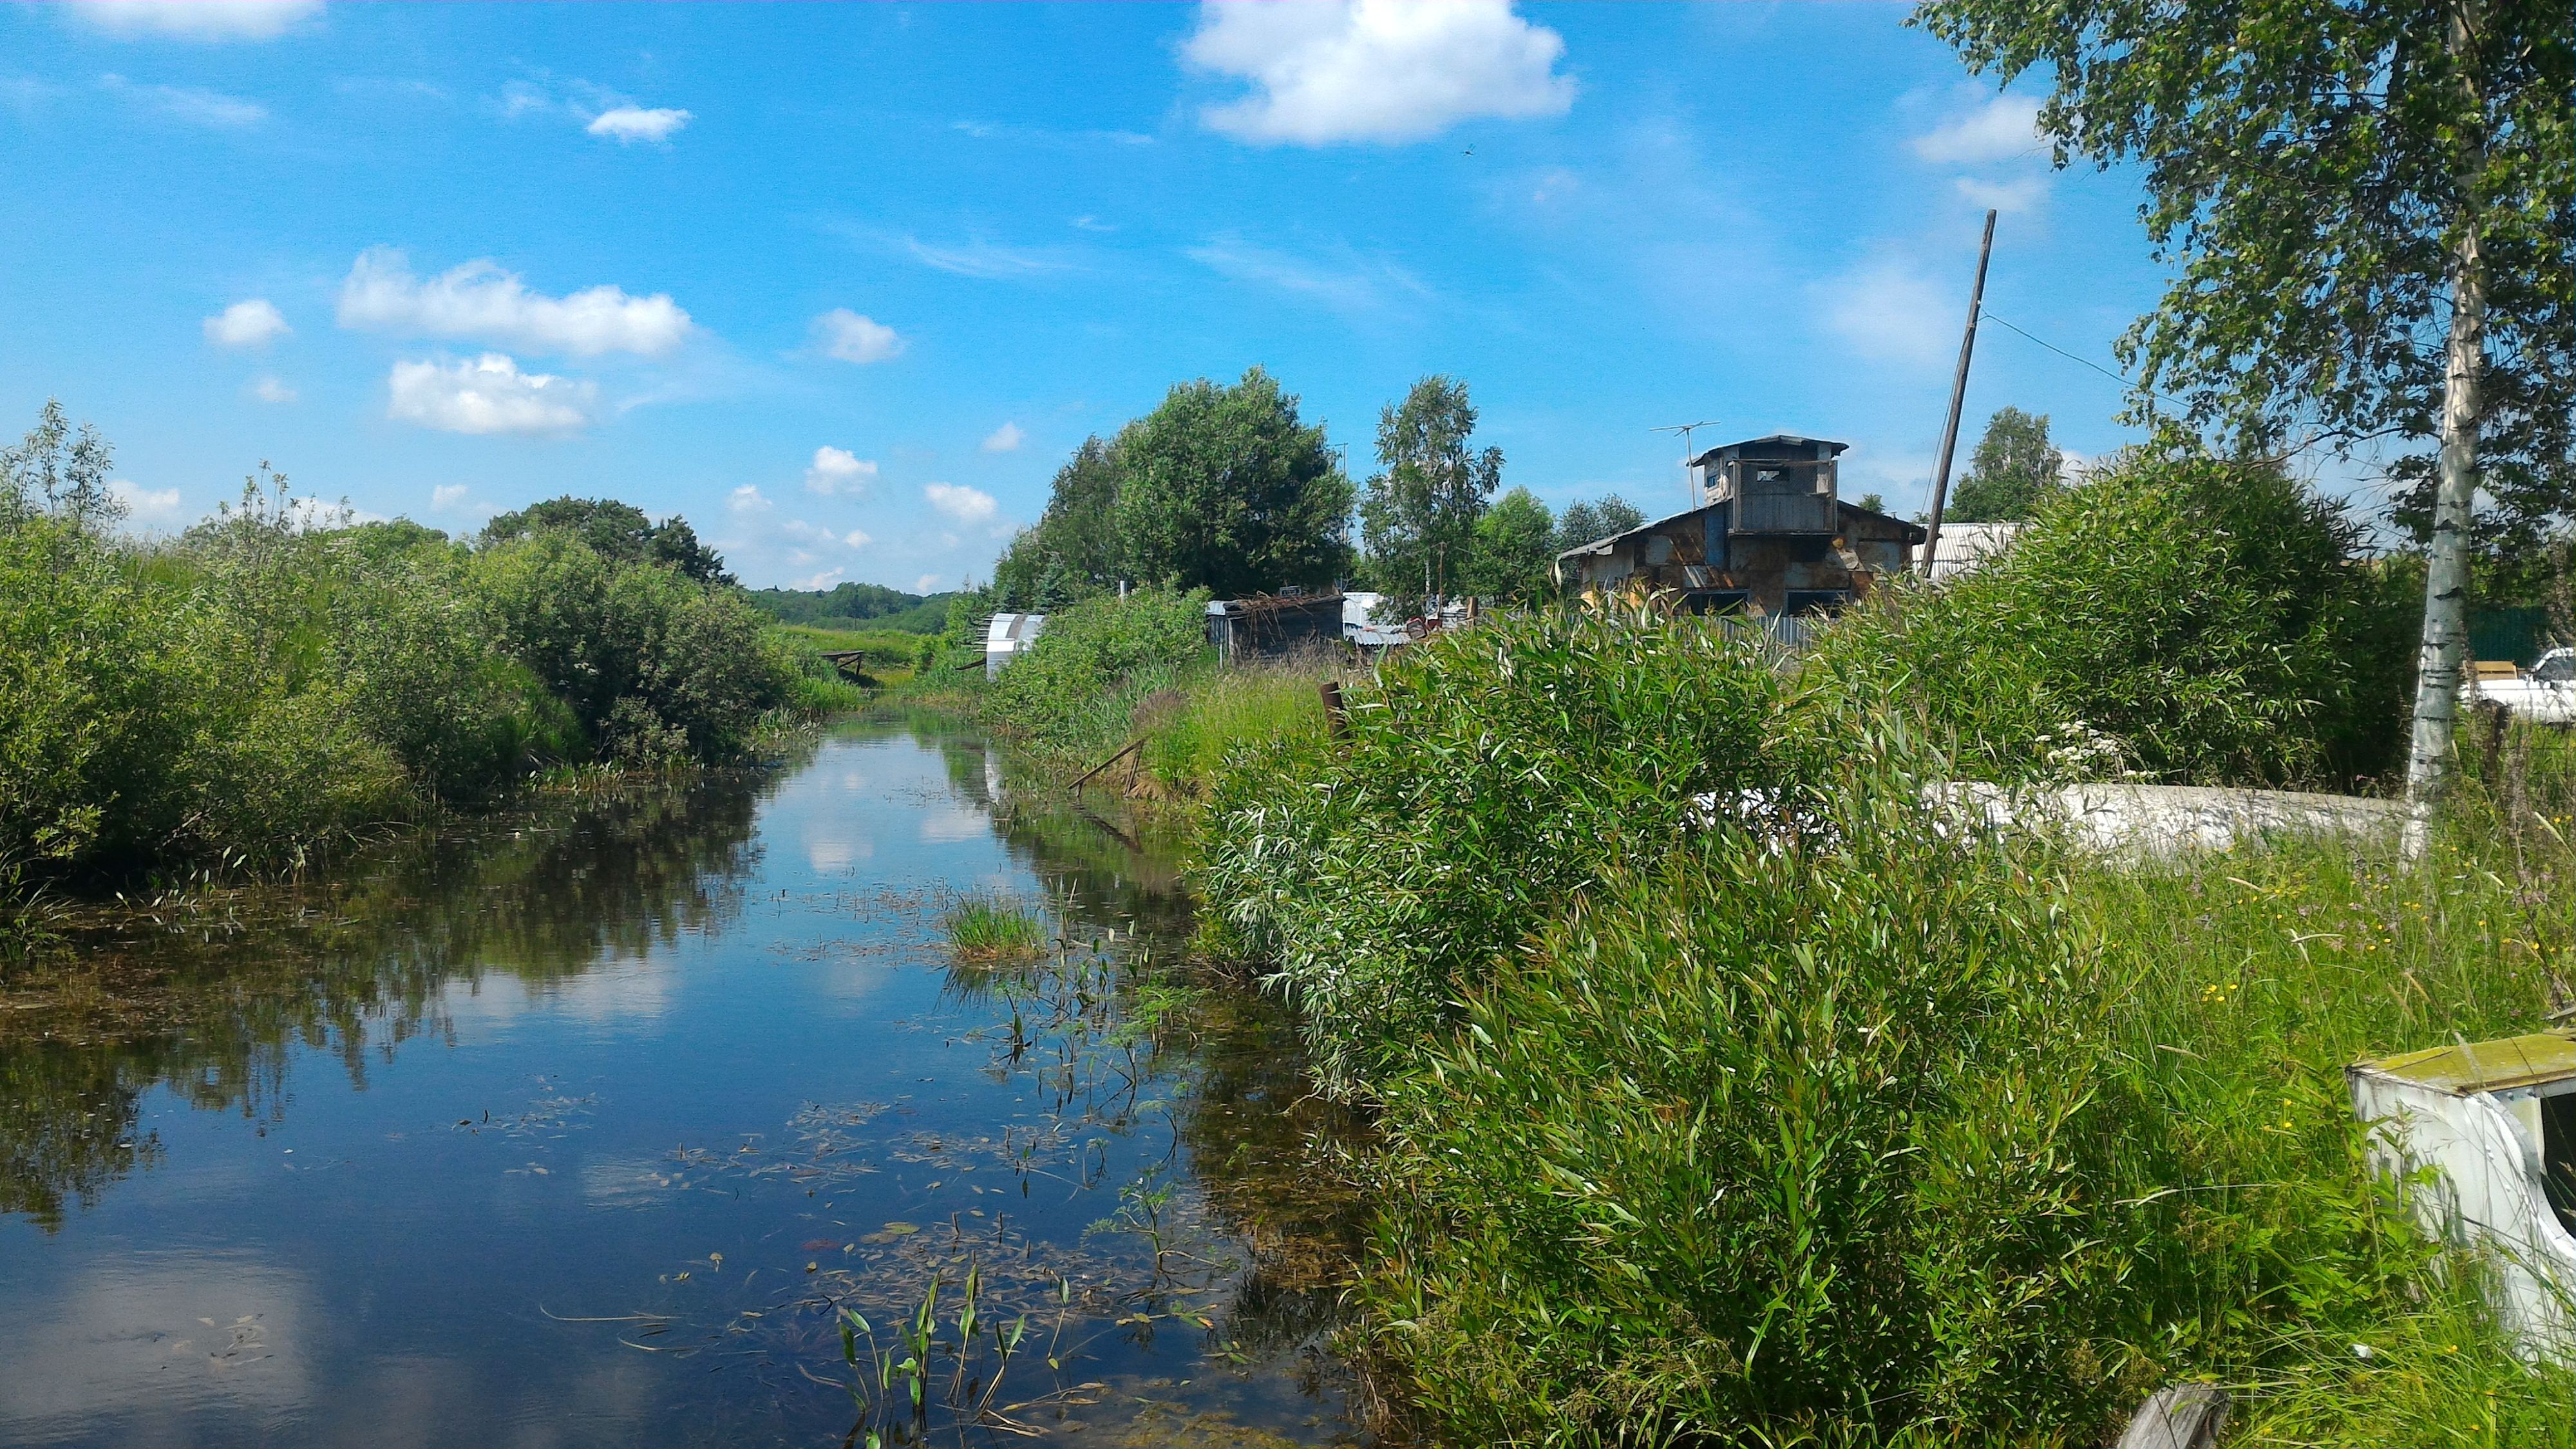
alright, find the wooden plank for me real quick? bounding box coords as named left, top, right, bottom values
left=1068, top=737, right=1146, bottom=793
left=2116, top=1385, right=2228, bottom=1449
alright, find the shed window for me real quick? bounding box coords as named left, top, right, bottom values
left=1784, top=589, right=1852, bottom=617
left=1678, top=589, right=1750, bottom=616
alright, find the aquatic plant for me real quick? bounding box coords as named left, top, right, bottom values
left=943, top=891, right=1049, bottom=961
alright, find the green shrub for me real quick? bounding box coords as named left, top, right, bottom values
left=470, top=531, right=795, bottom=762
left=1809, top=450, right=2416, bottom=788
left=1198, top=604, right=1792, bottom=1090
left=980, top=586, right=1211, bottom=758
left=1, top=402, right=811, bottom=893
left=0, top=513, right=189, bottom=872
left=1366, top=764, right=2142, bottom=1443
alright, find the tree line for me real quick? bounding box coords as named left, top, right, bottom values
left=987, top=368, right=1649, bottom=618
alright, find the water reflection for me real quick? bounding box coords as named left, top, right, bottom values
left=0, top=720, right=1374, bottom=1447
left=1, top=768, right=775, bottom=1227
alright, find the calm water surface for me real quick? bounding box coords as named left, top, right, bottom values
left=0, top=720, right=1369, bottom=1448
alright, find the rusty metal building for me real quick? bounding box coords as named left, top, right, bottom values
left=1552, top=434, right=1925, bottom=616
left=1205, top=591, right=1347, bottom=661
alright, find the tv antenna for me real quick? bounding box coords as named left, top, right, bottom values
left=1652, top=421, right=1719, bottom=506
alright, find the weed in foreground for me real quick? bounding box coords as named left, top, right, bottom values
left=943, top=892, right=1049, bottom=961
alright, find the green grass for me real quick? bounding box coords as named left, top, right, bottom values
left=1188, top=549, right=2573, bottom=1444
left=943, top=891, right=1049, bottom=960
left=1343, top=746, right=2576, bottom=1447
left=960, top=587, right=1340, bottom=799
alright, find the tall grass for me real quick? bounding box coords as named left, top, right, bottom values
left=1199, top=603, right=1792, bottom=1090
left=1137, top=655, right=1336, bottom=789
left=943, top=891, right=1049, bottom=960
left=1365, top=737, right=2139, bottom=1442
left=1191, top=452, right=2575, bottom=1444
left=960, top=585, right=1339, bottom=800
left=1347, top=726, right=2576, bottom=1446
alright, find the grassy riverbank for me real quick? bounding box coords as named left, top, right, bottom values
left=2, top=408, right=860, bottom=917
left=904, top=584, right=1336, bottom=797
left=956, top=449, right=2576, bottom=1445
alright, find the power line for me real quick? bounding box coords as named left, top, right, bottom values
left=1976, top=309, right=2179, bottom=412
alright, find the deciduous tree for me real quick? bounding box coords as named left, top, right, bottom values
left=1460, top=486, right=1557, bottom=603
left=1947, top=406, right=2065, bottom=522
left=1112, top=368, right=1353, bottom=598
left=1359, top=376, right=1503, bottom=608
left=1916, top=0, right=2576, bottom=810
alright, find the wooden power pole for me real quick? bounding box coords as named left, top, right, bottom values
left=1920, top=209, right=1998, bottom=578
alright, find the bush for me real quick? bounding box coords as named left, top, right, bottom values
left=469, top=532, right=795, bottom=763
left=1198, top=604, right=1791, bottom=1090
left=979, top=586, right=1211, bottom=758
left=1809, top=450, right=2416, bottom=788
left=1367, top=765, right=2141, bottom=1443
left=1, top=403, right=820, bottom=894
left=0, top=511, right=189, bottom=873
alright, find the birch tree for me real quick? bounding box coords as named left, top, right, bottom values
left=1915, top=0, right=2575, bottom=809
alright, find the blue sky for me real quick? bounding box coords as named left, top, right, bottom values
left=0, top=0, right=2173, bottom=591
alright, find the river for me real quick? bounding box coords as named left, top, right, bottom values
left=0, top=718, right=1374, bottom=1448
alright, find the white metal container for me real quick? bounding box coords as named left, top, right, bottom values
left=983, top=612, right=1046, bottom=679
left=2348, top=1030, right=2576, bottom=1361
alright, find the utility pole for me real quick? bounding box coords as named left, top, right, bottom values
left=1652, top=421, right=1719, bottom=507
left=1920, top=209, right=1997, bottom=579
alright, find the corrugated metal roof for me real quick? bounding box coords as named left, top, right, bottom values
left=1553, top=498, right=1925, bottom=562
left=2357, top=1031, right=2576, bottom=1095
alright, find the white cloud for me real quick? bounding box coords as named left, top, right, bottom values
left=1815, top=258, right=1957, bottom=368
left=100, top=73, right=265, bottom=126
left=75, top=1, right=321, bottom=41
left=1188, top=234, right=1429, bottom=314
left=204, top=298, right=289, bottom=347
left=587, top=106, right=690, bottom=144
left=430, top=483, right=470, bottom=511
left=1911, top=93, right=2042, bottom=164
left=1955, top=176, right=2047, bottom=214
left=980, top=422, right=1023, bottom=453
left=287, top=496, right=383, bottom=530
left=811, top=308, right=905, bottom=364
left=798, top=567, right=846, bottom=591
left=249, top=375, right=297, bottom=404
left=1184, top=0, right=1575, bottom=145
left=924, top=482, right=997, bottom=526
left=914, top=573, right=942, bottom=594
left=386, top=354, right=594, bottom=435
left=804, top=445, right=877, bottom=496
left=338, top=247, right=692, bottom=358
left=108, top=478, right=184, bottom=528
left=717, top=494, right=878, bottom=583
left=898, top=234, right=1072, bottom=279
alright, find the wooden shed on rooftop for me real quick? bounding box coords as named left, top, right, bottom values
left=1553, top=433, right=1924, bottom=616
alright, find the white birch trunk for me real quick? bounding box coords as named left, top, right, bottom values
left=2403, top=4, right=2488, bottom=846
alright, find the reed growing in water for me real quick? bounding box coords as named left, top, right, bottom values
left=943, top=893, right=1049, bottom=961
